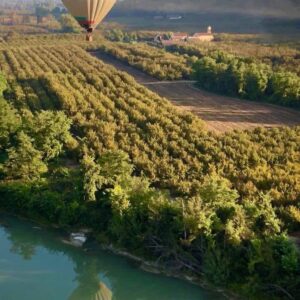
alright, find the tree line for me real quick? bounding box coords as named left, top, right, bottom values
left=193, top=51, right=300, bottom=108
left=167, top=41, right=300, bottom=76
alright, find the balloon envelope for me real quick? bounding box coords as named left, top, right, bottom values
left=62, top=0, right=116, bottom=32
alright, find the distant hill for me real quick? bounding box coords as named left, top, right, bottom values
left=116, top=0, right=300, bottom=19
left=110, top=0, right=300, bottom=34
left=4, top=0, right=300, bottom=19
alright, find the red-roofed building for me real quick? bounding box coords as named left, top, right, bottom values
left=188, top=26, right=214, bottom=42
left=155, top=27, right=214, bottom=46
left=161, top=39, right=182, bottom=46
left=170, top=32, right=188, bottom=41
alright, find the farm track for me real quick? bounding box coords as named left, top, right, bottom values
left=91, top=52, right=300, bottom=133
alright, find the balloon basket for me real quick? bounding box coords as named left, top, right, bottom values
left=86, top=34, right=93, bottom=42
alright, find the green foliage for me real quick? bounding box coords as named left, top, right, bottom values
left=268, top=72, right=300, bottom=107
left=81, top=150, right=133, bottom=201
left=3, top=131, right=48, bottom=181
left=99, top=41, right=191, bottom=80
left=282, top=206, right=300, bottom=231
left=106, top=29, right=138, bottom=43
left=0, top=178, right=83, bottom=225
left=0, top=98, right=21, bottom=149
left=98, top=150, right=133, bottom=185
left=0, top=72, right=7, bottom=96
left=198, top=174, right=239, bottom=207
left=193, top=54, right=299, bottom=107
left=0, top=107, right=74, bottom=181
left=81, top=152, right=102, bottom=201
left=244, top=194, right=281, bottom=237
left=59, top=14, right=81, bottom=33
left=0, top=72, right=74, bottom=181
left=167, top=41, right=300, bottom=76
left=243, top=63, right=270, bottom=100
left=202, top=238, right=232, bottom=284
left=21, top=110, right=73, bottom=161
left=247, top=236, right=300, bottom=295
left=35, top=2, right=53, bottom=20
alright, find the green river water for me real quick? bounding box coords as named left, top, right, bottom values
left=0, top=214, right=224, bottom=300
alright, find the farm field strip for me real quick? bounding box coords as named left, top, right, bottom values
left=94, top=39, right=300, bottom=108
left=92, top=51, right=300, bottom=133
left=0, top=45, right=210, bottom=192
left=97, top=40, right=192, bottom=80
left=0, top=40, right=299, bottom=212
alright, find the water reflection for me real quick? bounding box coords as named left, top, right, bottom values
left=2, top=216, right=114, bottom=300
left=69, top=258, right=112, bottom=300
left=0, top=215, right=223, bottom=300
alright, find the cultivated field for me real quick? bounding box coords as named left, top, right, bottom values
left=92, top=52, right=300, bottom=133
left=1, top=39, right=298, bottom=201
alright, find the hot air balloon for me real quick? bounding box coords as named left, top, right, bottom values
left=62, top=0, right=116, bottom=41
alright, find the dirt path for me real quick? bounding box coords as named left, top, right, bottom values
left=91, top=52, right=300, bottom=133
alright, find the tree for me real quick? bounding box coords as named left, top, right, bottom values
left=3, top=131, right=48, bottom=181
left=198, top=174, right=239, bottom=208
left=97, top=150, right=133, bottom=186
left=0, top=98, right=21, bottom=149
left=244, top=193, right=281, bottom=237
left=106, top=29, right=125, bottom=42
left=192, top=57, right=218, bottom=90
left=59, top=14, right=81, bottom=33
left=81, top=150, right=134, bottom=201
left=52, top=6, right=63, bottom=18
left=35, top=4, right=51, bottom=24
left=244, top=63, right=270, bottom=100
left=22, top=111, right=73, bottom=161
left=0, top=72, right=7, bottom=96
left=268, top=71, right=300, bottom=107
left=0, top=73, right=21, bottom=149
left=81, top=152, right=102, bottom=201
left=222, top=60, right=246, bottom=96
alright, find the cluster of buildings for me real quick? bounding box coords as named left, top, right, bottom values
left=155, top=26, right=214, bottom=46
left=0, top=13, right=53, bottom=26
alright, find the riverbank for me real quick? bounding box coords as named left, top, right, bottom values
left=1, top=213, right=224, bottom=300
left=1, top=174, right=299, bottom=300
left=100, top=244, right=233, bottom=299
left=0, top=209, right=233, bottom=299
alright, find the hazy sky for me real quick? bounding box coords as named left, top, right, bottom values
left=3, top=1, right=300, bottom=18
left=117, top=0, right=300, bottom=18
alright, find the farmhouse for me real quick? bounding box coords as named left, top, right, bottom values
left=170, top=32, right=189, bottom=41
left=188, top=26, right=214, bottom=42
left=155, top=27, right=214, bottom=46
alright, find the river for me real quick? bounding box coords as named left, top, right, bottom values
left=0, top=214, right=224, bottom=300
